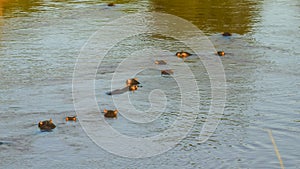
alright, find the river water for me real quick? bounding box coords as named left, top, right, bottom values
left=0, top=0, right=299, bottom=168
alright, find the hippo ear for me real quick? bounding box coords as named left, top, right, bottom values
left=115, top=110, right=118, bottom=113
left=134, top=78, right=138, bottom=81
left=50, top=118, right=52, bottom=122
left=103, top=109, right=107, bottom=113
left=39, top=121, right=43, bottom=125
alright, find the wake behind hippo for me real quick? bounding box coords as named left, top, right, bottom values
left=106, top=85, right=138, bottom=95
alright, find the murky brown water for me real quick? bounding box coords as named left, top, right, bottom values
left=0, top=0, right=299, bottom=168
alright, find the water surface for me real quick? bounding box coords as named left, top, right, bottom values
left=0, top=0, right=299, bottom=168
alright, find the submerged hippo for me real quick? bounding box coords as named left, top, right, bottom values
left=38, top=119, right=56, bottom=132
left=103, top=109, right=118, bottom=118
left=175, top=51, right=192, bottom=58
left=129, top=85, right=138, bottom=92
left=222, top=32, right=232, bottom=36
left=217, top=51, right=225, bottom=56
left=107, top=2, right=115, bottom=6
left=126, top=78, right=140, bottom=87
left=155, top=60, right=167, bottom=65
left=65, top=116, right=77, bottom=122
left=161, top=69, right=174, bottom=76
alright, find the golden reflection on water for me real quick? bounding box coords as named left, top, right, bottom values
left=150, top=0, right=261, bottom=35
left=0, top=0, right=7, bottom=16
left=0, top=0, right=42, bottom=17
left=0, top=0, right=262, bottom=35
